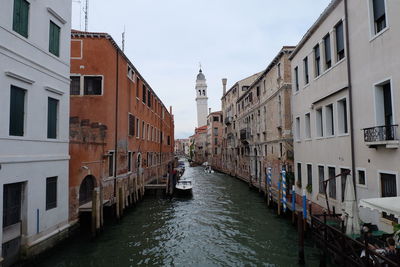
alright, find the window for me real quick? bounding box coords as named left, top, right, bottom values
left=136, top=77, right=140, bottom=97
left=297, top=163, right=302, bottom=187
left=49, top=21, right=61, bottom=57
left=303, top=57, right=309, bottom=85
left=84, top=76, right=102, bottom=95
left=372, top=0, right=387, bottom=34
left=307, top=164, right=312, bottom=186
left=279, top=143, right=283, bottom=158
left=319, top=166, right=325, bottom=194
left=70, top=76, right=80, bottom=95
left=324, top=34, right=331, bottom=69
left=9, top=85, right=26, bottom=136
left=358, top=170, right=366, bottom=185
left=328, top=167, right=336, bottom=199
left=295, top=117, right=300, bottom=140
left=167, top=135, right=170, bottom=145
left=214, top=147, right=218, bottom=155
left=256, top=86, right=260, bottom=97
left=340, top=168, right=350, bottom=202
left=47, top=97, right=58, bottom=139
left=314, top=44, right=320, bottom=77
left=147, top=124, right=150, bottom=141
left=127, top=152, right=132, bottom=172
left=381, top=173, right=397, bottom=222
left=136, top=118, right=140, bottom=138
left=147, top=90, right=151, bottom=107
left=108, top=152, right=115, bottom=177
left=46, top=177, right=57, bottom=210
left=128, top=114, right=135, bottom=136
left=213, top=116, right=219, bottom=122
left=142, top=85, right=146, bottom=103
left=13, top=0, right=30, bottom=38
left=214, top=138, right=218, bottom=145
left=294, top=67, right=299, bottom=92
left=325, top=104, right=334, bottom=136
left=337, top=99, right=348, bottom=134
left=213, top=127, right=218, bottom=136
left=305, top=113, right=311, bottom=139
left=316, top=108, right=323, bottom=137
left=335, top=21, right=345, bottom=61
left=375, top=81, right=393, bottom=128
left=127, top=66, right=134, bottom=80
left=142, top=121, right=145, bottom=139
left=277, top=63, right=281, bottom=78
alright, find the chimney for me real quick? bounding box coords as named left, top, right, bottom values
left=222, top=78, right=227, bottom=95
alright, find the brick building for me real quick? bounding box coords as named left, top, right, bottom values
left=69, top=30, right=174, bottom=223
left=206, top=111, right=223, bottom=171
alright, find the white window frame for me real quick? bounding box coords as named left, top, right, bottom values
left=367, top=0, right=389, bottom=40
left=316, top=107, right=324, bottom=138
left=337, top=97, right=349, bottom=136
left=295, top=116, right=301, bottom=141
left=82, top=75, right=104, bottom=96
left=325, top=103, right=335, bottom=137
left=356, top=167, right=368, bottom=188
left=373, top=78, right=395, bottom=126
left=305, top=113, right=311, bottom=139
left=377, top=170, right=399, bottom=198
left=326, top=165, right=337, bottom=200
left=318, top=164, right=326, bottom=196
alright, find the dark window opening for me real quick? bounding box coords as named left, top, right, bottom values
left=9, top=85, right=26, bottom=136
left=319, top=166, right=325, bottom=194
left=307, top=164, right=312, bottom=186
left=70, top=76, right=80, bottom=95
left=108, top=152, right=114, bottom=177
left=358, top=170, right=366, bottom=185
left=47, top=97, right=58, bottom=139
left=373, top=0, right=386, bottom=34
left=314, top=44, right=320, bottom=77
left=324, top=33, right=331, bottom=69
left=128, top=114, right=135, bottom=136
left=328, top=167, right=336, bottom=199
left=297, top=163, right=302, bottom=188
left=46, top=176, right=57, bottom=210
left=381, top=173, right=398, bottom=222
left=84, top=76, right=102, bottom=95
left=3, top=183, right=22, bottom=228
left=294, top=67, right=299, bottom=91
left=335, top=21, right=345, bottom=61
left=142, top=85, right=146, bottom=103
left=303, top=57, right=309, bottom=84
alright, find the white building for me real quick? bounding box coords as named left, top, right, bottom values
left=0, top=0, right=71, bottom=264
left=195, top=68, right=208, bottom=127
left=291, top=0, right=399, bottom=233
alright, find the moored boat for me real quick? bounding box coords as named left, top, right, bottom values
left=175, top=179, right=193, bottom=195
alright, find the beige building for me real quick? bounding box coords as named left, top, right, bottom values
left=221, top=73, right=261, bottom=176
left=192, top=126, right=208, bottom=165
left=291, top=0, right=399, bottom=232
left=206, top=111, right=223, bottom=171
left=236, top=47, right=295, bottom=188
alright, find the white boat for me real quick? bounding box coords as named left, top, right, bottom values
left=175, top=179, right=193, bottom=195
left=204, top=166, right=214, bottom=173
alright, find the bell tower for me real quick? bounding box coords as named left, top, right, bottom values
left=195, top=68, right=208, bottom=127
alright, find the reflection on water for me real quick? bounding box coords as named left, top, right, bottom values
left=35, top=162, right=324, bottom=267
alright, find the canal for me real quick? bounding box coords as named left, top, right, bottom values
left=34, top=163, right=326, bottom=267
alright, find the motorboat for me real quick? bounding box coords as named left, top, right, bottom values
left=175, top=179, right=193, bottom=195
left=204, top=166, right=214, bottom=174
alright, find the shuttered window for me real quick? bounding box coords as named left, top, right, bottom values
left=381, top=173, right=398, bottom=222
left=47, top=97, right=58, bottom=139
left=13, top=0, right=29, bottom=38
left=9, top=85, right=26, bottom=136
left=373, top=0, right=386, bottom=33
left=49, top=21, right=60, bottom=57
left=128, top=114, right=135, bottom=136
left=3, top=183, right=22, bottom=227
left=46, top=177, right=57, bottom=210
left=324, top=34, right=331, bottom=69
left=335, top=21, right=345, bottom=61
left=307, top=164, right=312, bottom=186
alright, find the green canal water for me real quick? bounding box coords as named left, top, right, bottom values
left=33, top=164, right=327, bottom=267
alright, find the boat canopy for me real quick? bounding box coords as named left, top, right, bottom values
left=358, top=197, right=400, bottom=219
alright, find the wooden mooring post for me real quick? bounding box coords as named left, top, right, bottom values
left=298, top=211, right=305, bottom=265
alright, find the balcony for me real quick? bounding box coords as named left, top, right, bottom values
left=240, top=128, right=250, bottom=142
left=363, top=125, right=399, bottom=149
left=224, top=116, right=233, bottom=125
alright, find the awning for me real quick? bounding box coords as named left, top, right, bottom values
left=359, top=197, right=400, bottom=218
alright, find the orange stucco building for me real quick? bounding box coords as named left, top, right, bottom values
left=69, top=30, right=174, bottom=222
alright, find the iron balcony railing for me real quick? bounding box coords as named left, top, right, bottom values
left=363, top=124, right=398, bottom=142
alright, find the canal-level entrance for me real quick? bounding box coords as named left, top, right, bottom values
left=32, top=163, right=326, bottom=266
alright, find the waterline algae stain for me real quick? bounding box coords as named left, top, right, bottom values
left=35, top=165, right=324, bottom=266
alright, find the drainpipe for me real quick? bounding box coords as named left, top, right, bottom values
left=344, top=0, right=357, bottom=200
left=114, top=48, right=119, bottom=199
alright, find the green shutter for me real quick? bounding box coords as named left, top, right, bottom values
left=13, top=0, right=29, bottom=38
left=49, top=21, right=60, bottom=57
left=47, top=97, right=58, bottom=139
left=9, top=86, right=25, bottom=136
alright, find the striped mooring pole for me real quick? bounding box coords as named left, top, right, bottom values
left=282, top=168, right=287, bottom=213
left=302, top=189, right=307, bottom=219
left=267, top=167, right=272, bottom=202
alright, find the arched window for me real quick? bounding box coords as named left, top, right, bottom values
left=79, top=175, right=96, bottom=205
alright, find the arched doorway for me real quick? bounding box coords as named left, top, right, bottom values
left=79, top=175, right=96, bottom=205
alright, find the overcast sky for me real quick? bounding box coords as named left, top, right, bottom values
left=72, top=0, right=331, bottom=139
